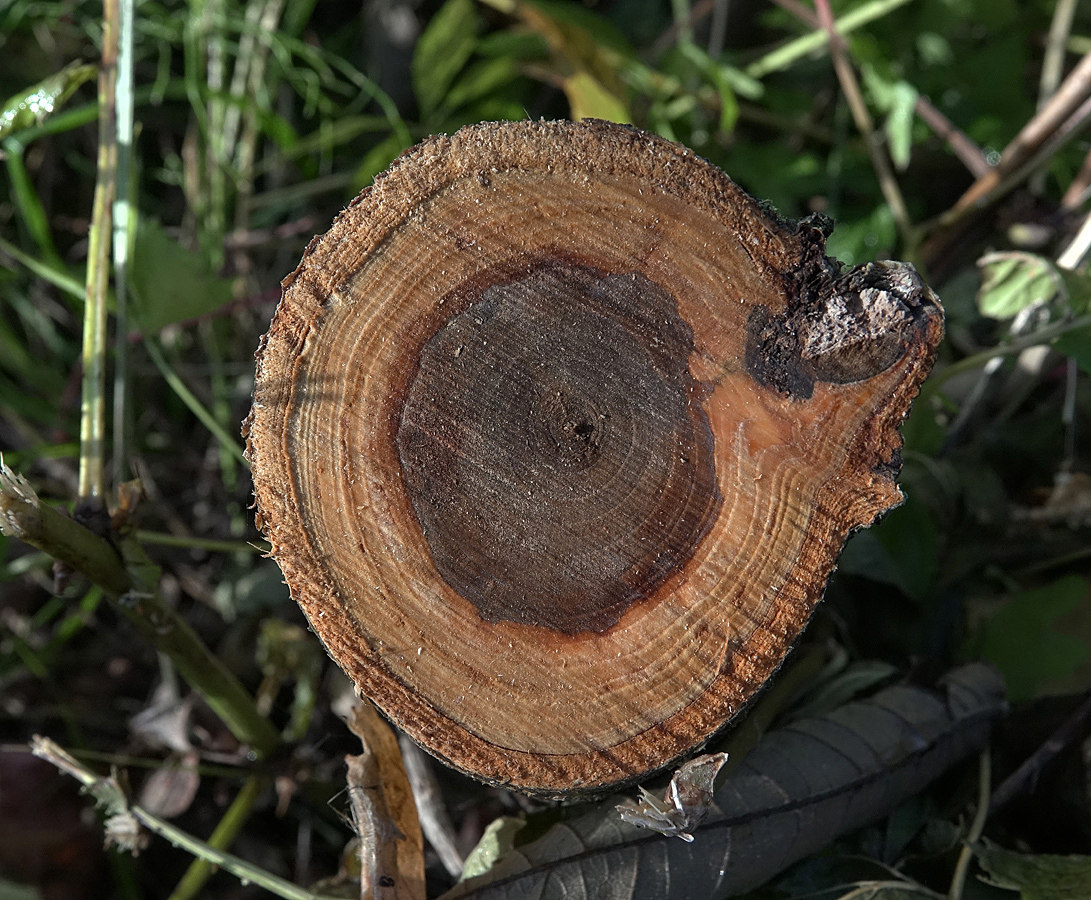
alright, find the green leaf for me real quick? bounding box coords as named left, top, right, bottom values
left=0, top=876, right=41, bottom=900
left=838, top=530, right=911, bottom=592
left=460, top=817, right=525, bottom=881
left=972, top=576, right=1089, bottom=702
left=977, top=840, right=1091, bottom=900
left=524, top=0, right=633, bottom=55
left=977, top=253, right=1060, bottom=319
left=1054, top=324, right=1091, bottom=375
left=475, top=31, right=549, bottom=60
left=785, top=660, right=898, bottom=722
left=515, top=0, right=634, bottom=115
left=826, top=204, right=897, bottom=266
left=563, top=71, right=630, bottom=123
left=871, top=495, right=939, bottom=600
left=676, top=42, right=762, bottom=134
left=130, top=219, right=234, bottom=332
left=861, top=65, right=918, bottom=171
left=0, top=61, right=97, bottom=141
left=351, top=132, right=412, bottom=193
left=412, top=0, right=479, bottom=117
left=445, top=57, right=521, bottom=111
left=884, top=80, right=918, bottom=170
left=916, top=31, right=953, bottom=67
left=1058, top=268, right=1091, bottom=315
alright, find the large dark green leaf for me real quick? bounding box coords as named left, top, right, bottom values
left=442, top=664, right=1006, bottom=900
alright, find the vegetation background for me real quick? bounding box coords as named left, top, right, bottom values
left=2, top=0, right=1091, bottom=898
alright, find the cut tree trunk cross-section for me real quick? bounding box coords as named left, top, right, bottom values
left=245, top=119, right=944, bottom=794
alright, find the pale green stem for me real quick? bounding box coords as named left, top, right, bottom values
left=135, top=529, right=267, bottom=554
left=814, top=0, right=913, bottom=252
left=948, top=750, right=992, bottom=900
left=0, top=235, right=85, bottom=299
left=113, top=0, right=136, bottom=485
left=926, top=313, right=1091, bottom=392
left=80, top=0, right=120, bottom=501
left=169, top=776, right=267, bottom=900
left=142, top=336, right=249, bottom=466
left=1, top=462, right=279, bottom=757
left=745, top=0, right=913, bottom=80
left=32, top=739, right=333, bottom=900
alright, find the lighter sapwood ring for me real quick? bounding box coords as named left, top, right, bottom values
left=245, top=119, right=944, bottom=794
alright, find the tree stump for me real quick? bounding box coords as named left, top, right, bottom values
left=246, top=119, right=944, bottom=794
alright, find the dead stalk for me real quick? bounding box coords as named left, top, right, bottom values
left=813, top=0, right=913, bottom=250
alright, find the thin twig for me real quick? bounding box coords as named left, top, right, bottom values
left=205, top=0, right=227, bottom=267
left=169, top=775, right=267, bottom=900
left=1062, top=355, right=1079, bottom=468
left=223, top=216, right=317, bottom=250
left=1018, top=541, right=1091, bottom=575
left=1031, top=0, right=1079, bottom=194
left=813, top=0, right=913, bottom=250
left=926, top=312, right=1091, bottom=390
left=1057, top=206, right=1091, bottom=270
left=398, top=734, right=465, bottom=879
left=1060, top=145, right=1091, bottom=209
left=926, top=91, right=1091, bottom=255
left=670, top=0, right=693, bottom=45
left=769, top=0, right=817, bottom=26
left=142, top=337, right=249, bottom=466
left=135, top=529, right=267, bottom=554
left=743, top=0, right=913, bottom=80
left=231, top=0, right=287, bottom=277
left=952, top=51, right=1091, bottom=216
left=79, top=0, right=119, bottom=501
left=1052, top=203, right=1089, bottom=472
left=840, top=881, right=942, bottom=900
left=914, top=95, right=991, bottom=178
left=938, top=300, right=1049, bottom=454
left=707, top=0, right=729, bottom=58
left=942, top=181, right=1091, bottom=449
left=990, top=692, right=1091, bottom=814
left=947, top=749, right=991, bottom=900
left=1039, top=0, right=1079, bottom=111
left=651, top=0, right=717, bottom=56
left=768, top=0, right=990, bottom=180
left=31, top=738, right=333, bottom=900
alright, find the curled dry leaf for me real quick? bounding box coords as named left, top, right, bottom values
left=129, top=689, right=194, bottom=754
left=617, top=752, right=729, bottom=841
left=345, top=701, right=425, bottom=900
left=137, top=751, right=200, bottom=819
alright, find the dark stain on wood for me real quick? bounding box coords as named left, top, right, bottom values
left=397, top=261, right=721, bottom=633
